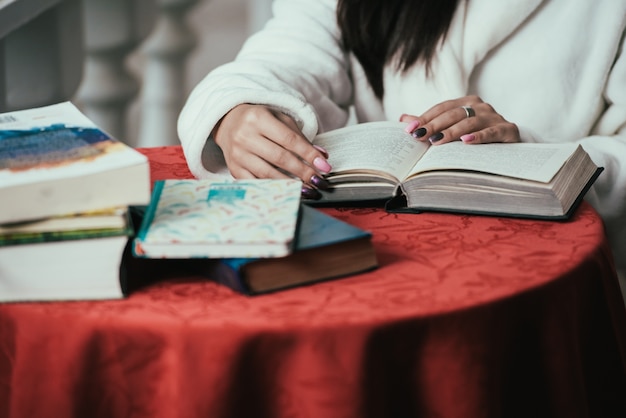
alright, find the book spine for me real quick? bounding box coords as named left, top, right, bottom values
left=218, top=262, right=251, bottom=294
left=198, top=260, right=251, bottom=295
left=0, top=226, right=132, bottom=246
left=135, top=180, right=165, bottom=242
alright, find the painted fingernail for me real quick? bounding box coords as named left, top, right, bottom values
left=313, top=157, right=332, bottom=174
left=460, top=134, right=476, bottom=143
left=404, top=120, right=420, bottom=133
left=310, top=174, right=329, bottom=190
left=301, top=186, right=322, bottom=200
left=313, top=145, right=329, bottom=159
left=429, top=132, right=444, bottom=143
left=412, top=127, right=427, bottom=138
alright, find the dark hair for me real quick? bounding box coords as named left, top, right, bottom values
left=337, top=0, right=460, bottom=98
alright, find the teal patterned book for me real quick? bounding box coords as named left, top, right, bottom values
left=133, top=179, right=302, bottom=258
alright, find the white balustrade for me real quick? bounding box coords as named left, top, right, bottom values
left=1, top=0, right=275, bottom=147
left=75, top=0, right=157, bottom=143
left=136, top=0, right=200, bottom=147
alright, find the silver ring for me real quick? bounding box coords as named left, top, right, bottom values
left=461, top=105, right=475, bottom=118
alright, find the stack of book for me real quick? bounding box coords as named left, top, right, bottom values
left=132, top=179, right=379, bottom=295
left=0, top=102, right=151, bottom=302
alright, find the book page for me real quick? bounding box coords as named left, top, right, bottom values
left=409, top=142, right=578, bottom=183
left=313, top=121, right=429, bottom=182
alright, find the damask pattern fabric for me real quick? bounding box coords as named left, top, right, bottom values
left=0, top=146, right=624, bottom=418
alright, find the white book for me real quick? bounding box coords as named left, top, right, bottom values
left=0, top=213, right=133, bottom=303
left=0, top=101, right=151, bottom=224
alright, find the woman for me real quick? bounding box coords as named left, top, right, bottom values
left=178, top=0, right=626, bottom=282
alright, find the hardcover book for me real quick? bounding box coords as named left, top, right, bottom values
left=201, top=205, right=378, bottom=295
left=0, top=101, right=151, bottom=224
left=309, top=121, right=602, bottom=219
left=133, top=178, right=302, bottom=258
left=0, top=212, right=134, bottom=303
left=0, top=207, right=128, bottom=237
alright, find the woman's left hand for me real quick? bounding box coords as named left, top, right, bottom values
left=400, top=95, right=521, bottom=145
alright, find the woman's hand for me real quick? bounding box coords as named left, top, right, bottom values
left=400, top=95, right=520, bottom=145
left=212, top=104, right=331, bottom=199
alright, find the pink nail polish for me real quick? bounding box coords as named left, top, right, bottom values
left=404, top=120, right=420, bottom=133
left=460, top=134, right=475, bottom=143
left=314, top=157, right=332, bottom=174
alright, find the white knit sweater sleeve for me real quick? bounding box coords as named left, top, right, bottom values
left=177, top=0, right=352, bottom=179
left=579, top=27, right=626, bottom=274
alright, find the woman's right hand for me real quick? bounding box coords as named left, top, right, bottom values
left=212, top=104, right=332, bottom=199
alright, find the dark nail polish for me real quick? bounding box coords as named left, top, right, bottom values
left=301, top=186, right=322, bottom=200
left=310, top=175, right=329, bottom=190
left=429, top=132, right=444, bottom=143
left=412, top=127, right=427, bottom=138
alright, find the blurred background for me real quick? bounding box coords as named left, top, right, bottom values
left=0, top=0, right=273, bottom=147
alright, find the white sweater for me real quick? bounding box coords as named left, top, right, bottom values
left=178, top=0, right=626, bottom=277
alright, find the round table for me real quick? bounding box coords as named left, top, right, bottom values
left=1, top=146, right=625, bottom=418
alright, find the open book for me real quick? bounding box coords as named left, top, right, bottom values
left=310, top=121, right=602, bottom=219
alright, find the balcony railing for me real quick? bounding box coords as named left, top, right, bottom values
left=0, top=0, right=273, bottom=147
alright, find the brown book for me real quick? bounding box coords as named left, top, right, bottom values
left=201, top=205, right=378, bottom=294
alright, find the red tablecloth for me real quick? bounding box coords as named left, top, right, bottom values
left=1, top=145, right=625, bottom=418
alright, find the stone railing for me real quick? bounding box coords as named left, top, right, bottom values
left=0, top=0, right=273, bottom=147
